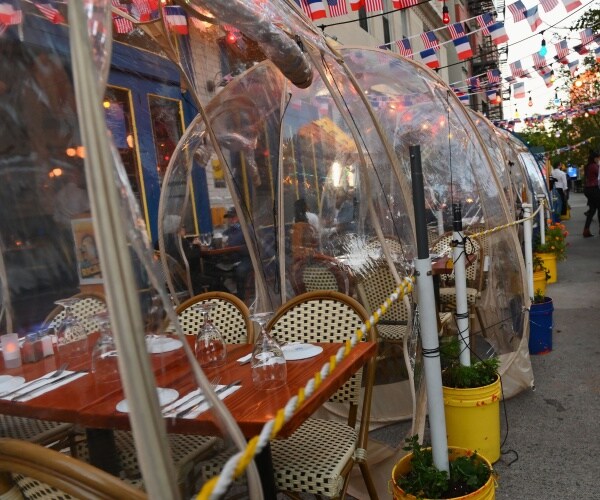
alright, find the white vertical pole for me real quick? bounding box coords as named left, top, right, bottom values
left=537, top=195, right=546, bottom=245
left=523, top=203, right=534, bottom=300
left=411, top=145, right=449, bottom=473
left=451, top=205, right=470, bottom=367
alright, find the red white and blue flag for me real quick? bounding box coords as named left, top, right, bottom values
left=554, top=40, right=569, bottom=60
left=508, top=1, right=527, bottom=22
left=561, top=0, right=581, bottom=12
left=510, top=60, right=526, bottom=78
left=33, top=0, right=64, bottom=24
left=453, top=87, right=470, bottom=104
left=396, top=38, right=413, bottom=58
left=580, top=28, right=595, bottom=46
left=513, top=82, right=526, bottom=99
left=421, top=31, right=439, bottom=51
left=448, top=22, right=466, bottom=40
left=532, top=53, right=546, bottom=68
left=163, top=5, right=188, bottom=35
left=111, top=0, right=134, bottom=34
left=489, top=22, right=509, bottom=44
left=476, top=13, right=494, bottom=35
left=540, top=0, right=559, bottom=13
left=595, top=47, right=600, bottom=62
left=349, top=0, right=365, bottom=11
left=0, top=0, right=21, bottom=25
left=537, top=67, right=553, bottom=87
left=420, top=48, right=439, bottom=69
left=393, top=0, right=419, bottom=7
left=486, top=89, right=499, bottom=102
left=487, top=69, right=501, bottom=84
left=568, top=59, right=578, bottom=76
left=574, top=43, right=589, bottom=55
left=130, top=0, right=153, bottom=22
left=365, top=0, right=383, bottom=12
left=453, top=36, right=473, bottom=60
left=468, top=76, right=480, bottom=90
left=525, top=6, right=542, bottom=32
left=299, top=0, right=327, bottom=20
left=327, top=0, right=347, bottom=17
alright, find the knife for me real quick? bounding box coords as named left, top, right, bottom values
left=12, top=371, right=86, bottom=402
left=175, top=380, right=241, bottom=419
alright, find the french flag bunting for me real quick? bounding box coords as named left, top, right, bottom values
left=526, top=6, right=542, bottom=32
left=350, top=0, right=365, bottom=11
left=396, top=38, right=413, bottom=58
left=487, top=68, right=501, bottom=84
left=537, top=67, right=553, bottom=87
left=453, top=36, right=473, bottom=60
left=393, top=0, right=419, bottom=7
left=448, top=22, right=466, bottom=40
left=507, top=1, right=527, bottom=22
left=476, top=13, right=494, bottom=35
left=0, top=0, right=22, bottom=25
left=420, top=48, right=439, bottom=69
left=513, top=82, right=526, bottom=99
left=301, top=0, right=327, bottom=20
left=568, top=59, right=578, bottom=76
left=489, top=22, right=509, bottom=45
left=540, top=0, right=558, bottom=12
left=111, top=0, right=134, bottom=34
left=365, top=0, right=383, bottom=12
left=532, top=53, right=546, bottom=68
left=554, top=39, right=569, bottom=60
left=486, top=89, right=498, bottom=102
left=163, top=5, right=188, bottom=35
left=595, top=46, right=600, bottom=62
left=33, top=0, right=64, bottom=24
left=421, top=31, right=439, bottom=51
left=327, top=0, right=348, bottom=17
left=580, top=28, right=595, bottom=46
left=561, top=0, right=581, bottom=12
left=458, top=92, right=470, bottom=104
left=574, top=43, right=588, bottom=55
left=510, top=60, right=525, bottom=78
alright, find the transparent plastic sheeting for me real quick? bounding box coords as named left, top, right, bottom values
left=0, top=4, right=263, bottom=499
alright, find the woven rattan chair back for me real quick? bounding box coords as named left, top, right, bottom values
left=164, top=291, right=251, bottom=344
left=42, top=293, right=107, bottom=338
left=431, top=232, right=482, bottom=287
left=267, top=291, right=374, bottom=408
left=0, top=438, right=145, bottom=500
left=290, top=254, right=349, bottom=295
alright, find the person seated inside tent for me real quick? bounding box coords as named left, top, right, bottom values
left=221, top=207, right=251, bottom=300
left=291, top=198, right=319, bottom=261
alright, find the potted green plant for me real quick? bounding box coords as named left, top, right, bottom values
left=529, top=290, right=553, bottom=355
left=439, top=340, right=501, bottom=464
left=391, top=436, right=496, bottom=499
left=534, top=220, right=568, bottom=283
left=532, top=255, right=550, bottom=298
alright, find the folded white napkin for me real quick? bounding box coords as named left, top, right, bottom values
left=163, top=384, right=241, bottom=419
left=145, top=336, right=183, bottom=354
left=2, top=371, right=87, bottom=402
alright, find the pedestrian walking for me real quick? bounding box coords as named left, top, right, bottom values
left=582, top=150, right=600, bottom=238
left=551, top=161, right=568, bottom=217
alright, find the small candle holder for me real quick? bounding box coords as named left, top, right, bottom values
left=1, top=333, right=22, bottom=369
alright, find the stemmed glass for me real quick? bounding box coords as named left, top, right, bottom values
left=193, top=302, right=226, bottom=367
left=199, top=232, right=213, bottom=248
left=54, top=298, right=89, bottom=364
left=91, top=311, right=120, bottom=386
left=250, top=311, right=287, bottom=390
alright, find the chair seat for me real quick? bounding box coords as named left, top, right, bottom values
left=0, top=415, right=73, bottom=445
left=376, top=323, right=409, bottom=342
left=271, top=418, right=357, bottom=498
left=76, top=430, right=217, bottom=491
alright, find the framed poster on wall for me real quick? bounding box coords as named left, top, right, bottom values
left=71, top=217, right=102, bottom=284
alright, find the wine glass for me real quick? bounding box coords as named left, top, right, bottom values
left=199, top=232, right=213, bottom=248
left=91, top=311, right=120, bottom=386
left=54, top=298, right=89, bottom=365
left=250, top=311, right=287, bottom=390
left=193, top=302, right=226, bottom=367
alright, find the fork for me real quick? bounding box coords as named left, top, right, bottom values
left=161, top=376, right=221, bottom=415
left=0, top=363, right=68, bottom=399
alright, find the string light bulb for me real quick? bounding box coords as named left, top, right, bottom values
left=442, top=3, right=450, bottom=24
left=539, top=37, right=547, bottom=57
left=554, top=92, right=561, bottom=105
left=550, top=70, right=556, bottom=83
left=225, top=30, right=238, bottom=44
left=528, top=94, right=533, bottom=107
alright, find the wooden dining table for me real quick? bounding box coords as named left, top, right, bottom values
left=0, top=333, right=376, bottom=495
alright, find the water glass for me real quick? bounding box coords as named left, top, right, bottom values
left=54, top=298, right=89, bottom=365
left=91, top=311, right=120, bottom=386
left=193, top=302, right=226, bottom=367
left=250, top=312, right=286, bottom=390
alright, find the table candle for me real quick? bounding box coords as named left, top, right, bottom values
left=1, top=333, right=22, bottom=368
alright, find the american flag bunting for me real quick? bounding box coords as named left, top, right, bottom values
left=111, top=0, right=134, bottom=34
left=327, top=0, right=347, bottom=17
left=33, top=0, right=64, bottom=24
left=507, top=1, right=527, bottom=22
left=540, top=0, right=558, bottom=12
left=421, top=30, right=439, bottom=51
left=0, top=0, right=21, bottom=25
left=393, top=0, right=419, bottom=7
left=554, top=40, right=569, bottom=60
left=510, top=61, right=526, bottom=78
left=396, top=38, right=413, bottom=58
left=487, top=69, right=501, bottom=84
left=448, top=22, right=466, bottom=40
left=580, top=28, right=595, bottom=46
left=476, top=13, right=494, bottom=35
left=365, top=0, right=383, bottom=12
left=532, top=53, right=546, bottom=68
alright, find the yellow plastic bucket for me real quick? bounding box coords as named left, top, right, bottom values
left=535, top=252, right=557, bottom=283
left=532, top=270, right=547, bottom=297
left=391, top=447, right=496, bottom=499
left=443, top=377, right=501, bottom=463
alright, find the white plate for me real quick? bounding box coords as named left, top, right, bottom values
left=146, top=336, right=183, bottom=354
left=282, top=344, right=324, bottom=361
left=0, top=375, right=25, bottom=394
left=116, top=388, right=179, bottom=413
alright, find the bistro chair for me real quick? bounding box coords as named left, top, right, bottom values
left=42, top=292, right=107, bottom=335
left=290, top=253, right=351, bottom=296
left=0, top=438, right=146, bottom=500
left=163, top=291, right=252, bottom=343
left=200, top=291, right=378, bottom=499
